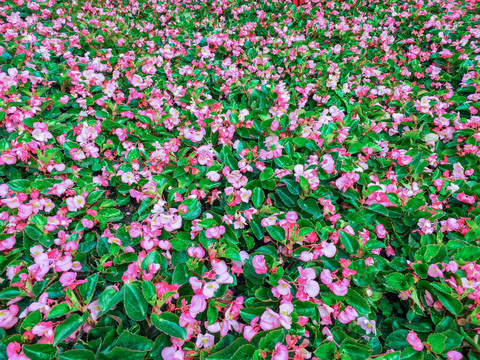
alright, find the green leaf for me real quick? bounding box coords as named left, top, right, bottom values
left=116, top=331, right=154, bottom=351
left=97, top=208, right=124, bottom=223
left=206, top=338, right=248, bottom=360
left=127, top=147, right=140, bottom=161
left=385, top=273, right=414, bottom=291
left=298, top=197, right=321, bottom=218
left=259, top=328, right=285, bottom=351
left=374, top=351, right=401, bottom=360
left=340, top=230, right=359, bottom=254
left=315, top=341, right=337, bottom=360
left=427, top=333, right=447, bottom=354
left=266, top=225, right=285, bottom=243
left=173, top=262, right=190, bottom=285
left=53, top=313, right=88, bottom=345
left=151, top=312, right=187, bottom=340
left=208, top=301, right=218, bottom=325
left=96, top=110, right=109, bottom=118
left=346, top=289, right=370, bottom=314
left=8, top=179, right=31, bottom=192
left=124, top=283, right=148, bottom=321
left=78, top=273, right=99, bottom=303
left=340, top=338, right=372, bottom=360
left=59, top=350, right=95, bottom=360
left=232, top=344, right=257, bottom=360
left=385, top=330, right=410, bottom=350
left=432, top=289, right=463, bottom=316
left=292, top=300, right=316, bottom=317
left=0, top=286, right=24, bottom=299
left=99, top=287, right=124, bottom=315
left=47, top=303, right=71, bottom=319
left=442, top=330, right=463, bottom=353
left=98, top=348, right=146, bottom=360
left=276, top=187, right=296, bottom=207
left=22, top=310, right=41, bottom=330
left=260, top=168, right=273, bottom=181
left=454, top=246, right=480, bottom=264
left=142, top=280, right=156, bottom=302
left=87, top=190, right=105, bottom=203
left=141, top=251, right=162, bottom=271
left=23, top=344, right=57, bottom=360
left=252, top=188, right=265, bottom=207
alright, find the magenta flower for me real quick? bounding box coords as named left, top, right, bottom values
left=447, top=351, right=463, bottom=360
left=357, top=316, right=377, bottom=335
left=278, top=303, right=294, bottom=329
left=428, top=264, right=444, bottom=278
left=205, top=225, right=226, bottom=239
left=330, top=278, right=349, bottom=296
left=406, top=331, right=424, bottom=351
left=260, top=308, right=281, bottom=330
left=203, top=282, right=219, bottom=298
left=196, top=333, right=214, bottom=349
left=320, top=154, right=335, bottom=174
left=273, top=279, right=291, bottom=297
left=252, top=255, right=268, bottom=274
left=0, top=305, right=19, bottom=329
left=272, top=343, right=289, bottom=360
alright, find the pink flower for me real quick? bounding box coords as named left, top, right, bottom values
left=81, top=218, right=94, bottom=228
left=59, top=95, right=69, bottom=104
left=447, top=351, right=463, bottom=360
left=0, top=152, right=16, bottom=165
left=32, top=122, right=53, bottom=142
left=206, top=171, right=221, bottom=181
left=252, top=255, right=268, bottom=274
left=190, top=295, right=207, bottom=317
left=446, top=261, right=458, bottom=273
left=272, top=343, right=289, bottom=360
left=260, top=308, right=280, bottom=330
left=196, top=333, right=214, bottom=349
left=278, top=303, right=294, bottom=329
left=203, top=282, right=219, bottom=298
left=59, top=272, right=77, bottom=287
left=32, top=321, right=54, bottom=343
left=88, top=300, right=102, bottom=321
left=320, top=269, right=333, bottom=285
left=274, top=279, right=291, bottom=296
left=7, top=341, right=29, bottom=360
left=226, top=170, right=248, bottom=189
left=189, top=277, right=203, bottom=291
left=244, top=317, right=260, bottom=341
left=161, top=346, right=184, bottom=360
left=205, top=225, right=226, bottom=239
left=17, top=204, right=33, bottom=219
left=321, top=154, right=335, bottom=174
left=330, top=279, right=349, bottom=296
left=66, top=195, right=85, bottom=212
left=187, top=246, right=205, bottom=259
left=0, top=236, right=15, bottom=251
left=357, top=316, right=376, bottom=335
left=376, top=224, right=387, bottom=239
left=304, top=279, right=320, bottom=297
left=321, top=241, right=337, bottom=258
left=406, top=331, right=424, bottom=351
left=428, top=264, right=443, bottom=278
left=0, top=184, right=9, bottom=197
left=0, top=305, right=19, bottom=329
left=338, top=306, right=358, bottom=324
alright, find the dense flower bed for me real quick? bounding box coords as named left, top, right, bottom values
left=1, top=0, right=480, bottom=359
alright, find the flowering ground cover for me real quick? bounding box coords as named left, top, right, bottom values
left=1, top=0, right=480, bottom=359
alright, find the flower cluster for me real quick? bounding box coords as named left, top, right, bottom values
left=0, top=0, right=480, bottom=359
